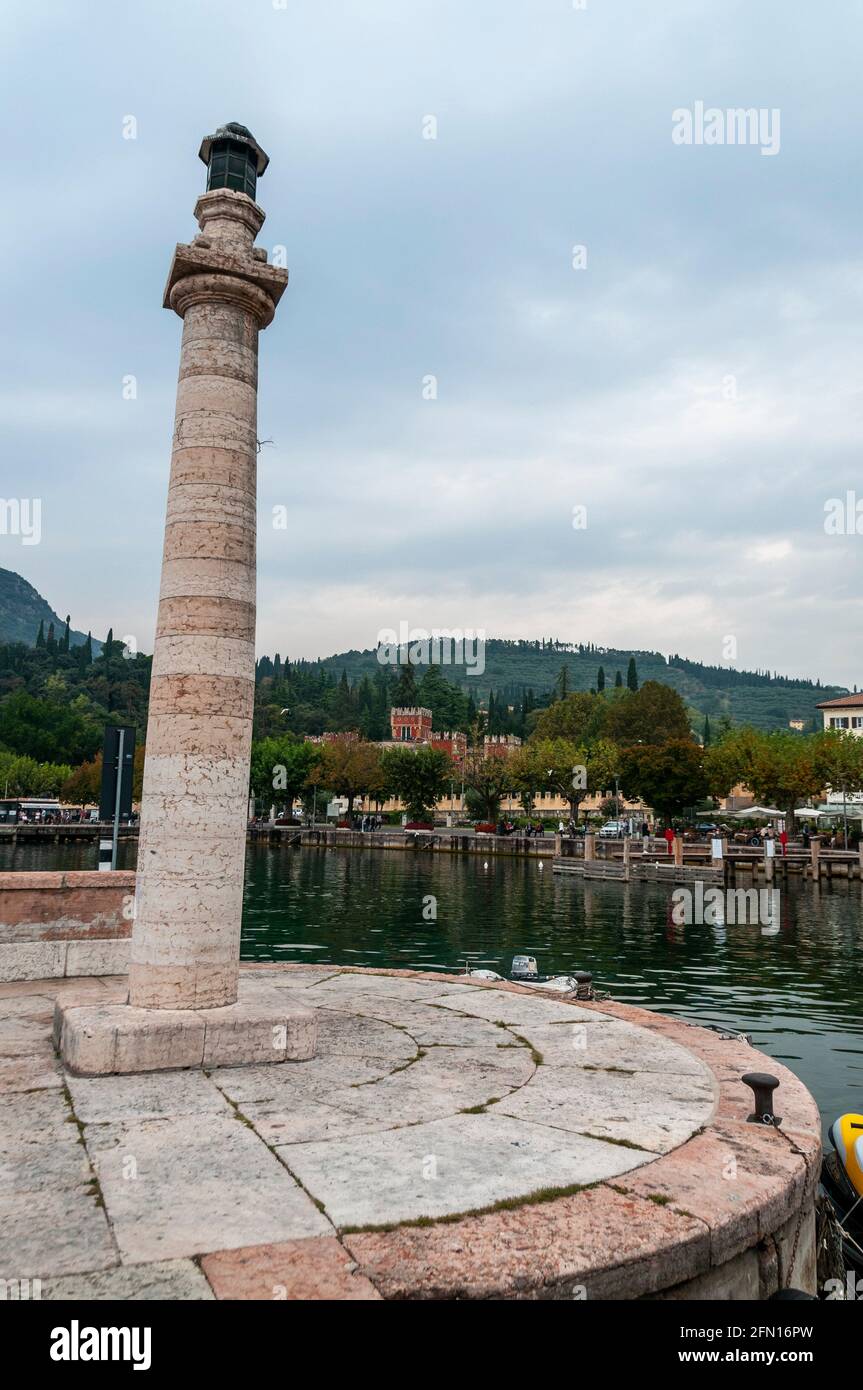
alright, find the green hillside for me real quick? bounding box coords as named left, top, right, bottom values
left=0, top=567, right=99, bottom=652
left=313, top=638, right=848, bottom=733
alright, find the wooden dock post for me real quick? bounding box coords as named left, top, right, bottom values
left=622, top=836, right=631, bottom=882
left=810, top=835, right=821, bottom=882
left=673, top=834, right=684, bottom=867
left=584, top=832, right=596, bottom=863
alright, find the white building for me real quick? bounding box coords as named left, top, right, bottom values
left=816, top=693, right=863, bottom=734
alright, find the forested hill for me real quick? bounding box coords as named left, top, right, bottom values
left=0, top=568, right=99, bottom=652
left=311, top=638, right=849, bottom=732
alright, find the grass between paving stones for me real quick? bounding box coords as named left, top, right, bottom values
left=577, top=1131, right=653, bottom=1152
left=218, top=1088, right=332, bottom=1217
left=490, top=1022, right=543, bottom=1066
left=459, top=1097, right=503, bottom=1115
left=350, top=1048, right=425, bottom=1087
left=60, top=1081, right=108, bottom=1212
left=338, top=1180, right=600, bottom=1235
left=583, top=1064, right=636, bottom=1075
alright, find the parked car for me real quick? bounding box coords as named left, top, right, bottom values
left=599, top=821, right=626, bottom=838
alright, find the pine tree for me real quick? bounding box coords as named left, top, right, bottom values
left=597, top=666, right=606, bottom=693
left=627, top=656, right=639, bottom=692
left=35, top=620, right=45, bottom=648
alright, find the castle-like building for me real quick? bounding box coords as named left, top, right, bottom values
left=387, top=709, right=523, bottom=763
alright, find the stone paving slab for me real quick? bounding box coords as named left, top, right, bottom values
left=201, top=1237, right=381, bottom=1300
left=493, top=1062, right=716, bottom=1154
left=345, top=1183, right=710, bottom=1301
left=312, top=1009, right=418, bottom=1060
left=427, top=987, right=597, bottom=1027
left=279, top=1112, right=655, bottom=1229
left=41, top=1259, right=214, bottom=1301
left=516, top=1018, right=712, bottom=1075
left=84, top=1112, right=331, bottom=1263
left=210, top=1053, right=397, bottom=1105
left=0, top=1187, right=117, bottom=1281
left=66, top=1069, right=234, bottom=1124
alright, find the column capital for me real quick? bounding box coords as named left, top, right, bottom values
left=163, top=242, right=288, bottom=326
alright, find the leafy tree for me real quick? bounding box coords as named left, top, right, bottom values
left=605, top=681, right=692, bottom=746
left=249, top=736, right=320, bottom=814
left=813, top=729, right=863, bottom=799
left=380, top=744, right=453, bottom=821
left=532, top=691, right=606, bottom=744
left=461, top=750, right=513, bottom=822
left=317, top=738, right=383, bottom=820
left=618, top=740, right=707, bottom=826
left=527, top=737, right=619, bottom=823
left=0, top=751, right=72, bottom=797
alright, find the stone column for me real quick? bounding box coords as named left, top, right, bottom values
left=57, top=132, right=317, bottom=1075
left=129, top=190, right=282, bottom=1012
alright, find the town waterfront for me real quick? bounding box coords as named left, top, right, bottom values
left=4, top=839, right=860, bottom=1135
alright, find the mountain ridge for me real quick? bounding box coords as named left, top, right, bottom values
left=0, top=567, right=100, bottom=652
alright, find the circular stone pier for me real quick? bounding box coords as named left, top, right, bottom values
left=0, top=966, right=820, bottom=1300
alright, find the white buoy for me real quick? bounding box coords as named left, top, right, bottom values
left=538, top=862, right=544, bottom=871
left=483, top=861, right=489, bottom=870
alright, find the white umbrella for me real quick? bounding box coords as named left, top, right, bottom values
left=725, top=805, right=783, bottom=819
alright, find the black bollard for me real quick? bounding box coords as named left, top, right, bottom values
left=742, top=1071, right=782, bottom=1126
left=574, top=970, right=593, bottom=1001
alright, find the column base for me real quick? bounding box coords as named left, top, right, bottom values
left=55, top=991, right=317, bottom=1077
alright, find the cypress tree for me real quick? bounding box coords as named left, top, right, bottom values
left=615, top=670, right=623, bottom=688
left=626, top=656, right=639, bottom=692
left=84, top=631, right=93, bottom=664
left=597, top=666, right=605, bottom=693
left=703, top=715, right=711, bottom=746
left=61, top=615, right=70, bottom=654
left=392, top=659, right=418, bottom=707
left=46, top=622, right=56, bottom=654
left=35, top=619, right=45, bottom=648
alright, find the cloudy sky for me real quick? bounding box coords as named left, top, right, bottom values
left=2, top=0, right=861, bottom=684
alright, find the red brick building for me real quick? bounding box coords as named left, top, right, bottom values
left=483, top=734, right=522, bottom=759
left=390, top=707, right=433, bottom=742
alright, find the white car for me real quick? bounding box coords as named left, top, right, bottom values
left=598, top=820, right=626, bottom=838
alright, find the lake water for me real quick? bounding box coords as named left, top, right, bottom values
left=3, top=840, right=860, bottom=1135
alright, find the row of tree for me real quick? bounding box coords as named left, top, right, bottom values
left=248, top=687, right=863, bottom=829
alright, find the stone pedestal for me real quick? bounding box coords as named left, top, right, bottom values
left=58, top=132, right=315, bottom=1075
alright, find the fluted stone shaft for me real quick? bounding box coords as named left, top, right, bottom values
left=130, top=190, right=287, bottom=1011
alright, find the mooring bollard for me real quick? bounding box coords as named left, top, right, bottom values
left=574, top=970, right=593, bottom=1000
left=742, top=1071, right=782, bottom=1126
